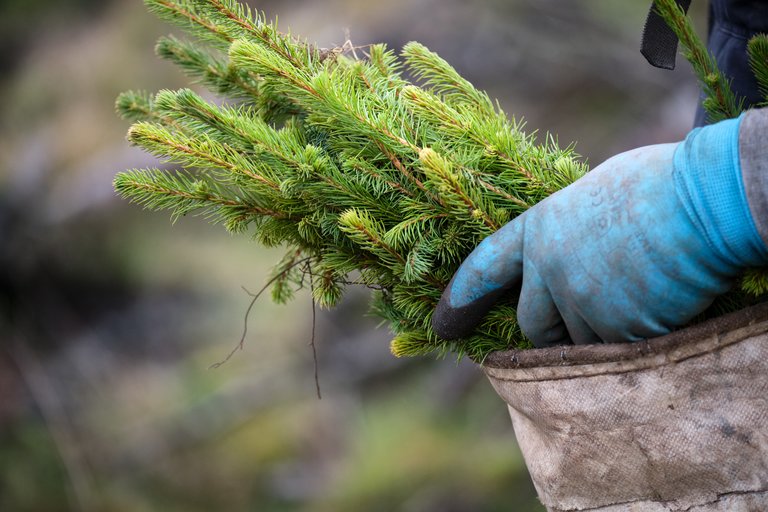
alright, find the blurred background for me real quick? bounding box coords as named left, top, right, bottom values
left=0, top=1, right=705, bottom=510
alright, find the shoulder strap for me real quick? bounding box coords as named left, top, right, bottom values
left=641, top=0, right=693, bottom=70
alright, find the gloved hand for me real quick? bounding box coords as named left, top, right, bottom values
left=432, top=111, right=768, bottom=347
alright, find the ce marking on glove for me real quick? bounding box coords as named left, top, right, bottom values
left=588, top=185, right=616, bottom=237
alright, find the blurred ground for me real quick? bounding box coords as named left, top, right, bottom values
left=0, top=1, right=704, bottom=511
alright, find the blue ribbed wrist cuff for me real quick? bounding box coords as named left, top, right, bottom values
left=673, top=114, right=768, bottom=268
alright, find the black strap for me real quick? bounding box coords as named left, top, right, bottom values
left=641, top=0, right=693, bottom=70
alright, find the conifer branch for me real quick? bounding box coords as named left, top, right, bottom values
left=374, top=141, right=442, bottom=205
left=114, top=169, right=285, bottom=224
left=206, top=0, right=313, bottom=71
left=155, top=36, right=259, bottom=98
left=419, top=148, right=499, bottom=231
left=475, top=177, right=528, bottom=209
left=117, top=0, right=601, bottom=359
left=651, top=0, right=742, bottom=122
left=338, top=209, right=407, bottom=266
left=145, top=0, right=233, bottom=46
left=402, top=42, right=495, bottom=115
left=115, top=91, right=156, bottom=122
left=208, top=0, right=260, bottom=36
left=345, top=159, right=416, bottom=199
left=748, top=35, right=768, bottom=104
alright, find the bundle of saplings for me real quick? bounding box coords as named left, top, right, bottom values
left=115, top=0, right=768, bottom=360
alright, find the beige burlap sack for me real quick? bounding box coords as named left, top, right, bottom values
left=482, top=302, right=768, bottom=512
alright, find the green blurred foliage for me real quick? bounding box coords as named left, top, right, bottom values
left=0, top=1, right=703, bottom=511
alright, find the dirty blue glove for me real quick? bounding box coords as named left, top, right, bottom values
left=433, top=110, right=768, bottom=347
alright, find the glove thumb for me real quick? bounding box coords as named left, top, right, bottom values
left=432, top=217, right=525, bottom=339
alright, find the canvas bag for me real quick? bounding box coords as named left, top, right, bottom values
left=482, top=302, right=768, bottom=511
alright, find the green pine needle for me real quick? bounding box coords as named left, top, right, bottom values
left=651, top=0, right=742, bottom=123
left=748, top=34, right=768, bottom=103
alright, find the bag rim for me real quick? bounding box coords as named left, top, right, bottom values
left=482, top=300, right=768, bottom=370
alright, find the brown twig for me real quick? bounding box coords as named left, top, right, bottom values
left=306, top=263, right=322, bottom=399
left=209, top=256, right=311, bottom=368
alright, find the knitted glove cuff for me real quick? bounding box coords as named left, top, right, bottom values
left=674, top=113, right=768, bottom=268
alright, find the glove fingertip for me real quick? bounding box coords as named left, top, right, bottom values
left=432, top=283, right=508, bottom=340
left=432, top=298, right=477, bottom=340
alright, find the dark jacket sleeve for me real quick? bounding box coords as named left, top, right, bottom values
left=696, top=0, right=768, bottom=125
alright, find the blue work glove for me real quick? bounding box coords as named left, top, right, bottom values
left=432, top=111, right=768, bottom=347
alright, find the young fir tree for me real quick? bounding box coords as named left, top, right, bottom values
left=115, top=0, right=768, bottom=361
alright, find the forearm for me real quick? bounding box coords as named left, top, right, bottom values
left=740, top=108, right=768, bottom=247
